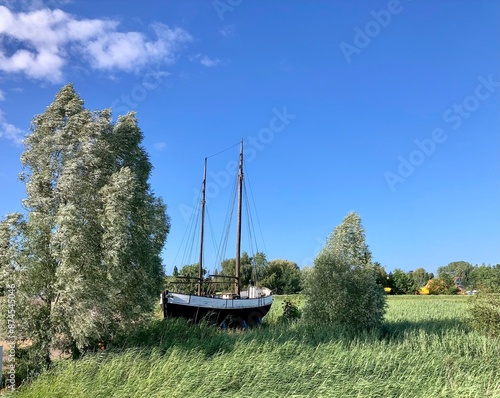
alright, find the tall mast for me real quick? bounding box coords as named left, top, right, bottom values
left=198, top=157, right=207, bottom=296
left=234, top=140, right=243, bottom=296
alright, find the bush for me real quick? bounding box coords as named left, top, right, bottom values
left=302, top=252, right=386, bottom=332
left=278, top=299, right=302, bottom=324
left=468, top=293, right=500, bottom=338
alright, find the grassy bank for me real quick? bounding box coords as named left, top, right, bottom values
left=4, top=295, right=500, bottom=397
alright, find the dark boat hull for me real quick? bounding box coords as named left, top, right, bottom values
left=161, top=291, right=273, bottom=326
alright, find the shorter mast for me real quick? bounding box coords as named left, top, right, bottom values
left=234, top=140, right=243, bottom=296
left=198, top=157, right=207, bottom=296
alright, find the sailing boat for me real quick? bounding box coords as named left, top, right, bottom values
left=160, top=141, right=273, bottom=326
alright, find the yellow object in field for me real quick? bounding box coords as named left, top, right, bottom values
left=420, top=287, right=429, bottom=295
left=384, top=287, right=391, bottom=293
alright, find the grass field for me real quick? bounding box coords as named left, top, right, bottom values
left=3, top=295, right=500, bottom=397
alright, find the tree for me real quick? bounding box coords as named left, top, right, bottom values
left=469, top=264, right=500, bottom=293
left=303, top=212, right=386, bottom=331
left=218, top=251, right=266, bottom=290
left=323, top=211, right=372, bottom=268
left=392, top=268, right=417, bottom=294
left=411, top=267, right=431, bottom=289
left=427, top=277, right=457, bottom=295
left=166, top=263, right=208, bottom=294
left=437, top=261, right=474, bottom=288
left=372, top=262, right=388, bottom=287
left=260, top=259, right=302, bottom=294
left=0, top=213, right=24, bottom=296
left=5, top=84, right=170, bottom=363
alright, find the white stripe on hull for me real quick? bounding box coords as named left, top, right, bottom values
left=165, top=292, right=273, bottom=310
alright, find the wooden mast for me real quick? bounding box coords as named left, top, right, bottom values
left=198, top=157, right=207, bottom=296
left=234, top=140, right=243, bottom=296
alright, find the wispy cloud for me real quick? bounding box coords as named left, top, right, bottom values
left=0, top=90, right=4, bottom=101
left=200, top=55, right=220, bottom=67
left=153, top=142, right=167, bottom=151
left=219, top=25, right=235, bottom=38
left=0, top=110, right=25, bottom=145
left=189, top=53, right=221, bottom=68
left=0, top=6, right=192, bottom=83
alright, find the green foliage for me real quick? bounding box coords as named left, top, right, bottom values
left=303, top=252, right=386, bottom=331
left=427, top=277, right=458, bottom=295
left=166, top=263, right=208, bottom=294
left=392, top=268, right=417, bottom=294
left=3, top=84, right=170, bottom=364
left=303, top=212, right=386, bottom=332
left=437, top=261, right=474, bottom=288
left=260, top=259, right=302, bottom=294
left=278, top=298, right=302, bottom=323
left=323, top=211, right=372, bottom=267
left=372, top=262, right=389, bottom=287
left=469, top=264, right=500, bottom=293
left=468, top=293, right=500, bottom=338
left=217, top=251, right=266, bottom=291
left=411, top=267, right=432, bottom=288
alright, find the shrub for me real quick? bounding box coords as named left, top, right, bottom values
left=468, top=293, right=500, bottom=338
left=278, top=299, right=302, bottom=323
left=303, top=252, right=386, bottom=332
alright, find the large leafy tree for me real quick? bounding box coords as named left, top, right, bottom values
left=392, top=268, right=417, bottom=294
left=323, top=211, right=372, bottom=268
left=260, top=259, right=302, bottom=295
left=411, top=267, right=432, bottom=289
left=166, top=263, right=208, bottom=294
left=303, top=212, right=386, bottom=331
left=469, top=264, right=500, bottom=293
left=218, top=251, right=266, bottom=290
left=3, top=84, right=170, bottom=361
left=437, top=261, right=474, bottom=288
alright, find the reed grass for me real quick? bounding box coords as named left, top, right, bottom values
left=5, top=295, right=500, bottom=398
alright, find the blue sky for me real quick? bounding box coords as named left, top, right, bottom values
left=0, top=0, right=498, bottom=275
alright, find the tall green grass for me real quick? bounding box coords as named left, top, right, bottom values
left=5, top=296, right=500, bottom=398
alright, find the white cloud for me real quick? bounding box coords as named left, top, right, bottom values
left=219, top=25, right=235, bottom=38
left=0, top=110, right=25, bottom=145
left=0, top=6, right=191, bottom=83
left=200, top=55, right=220, bottom=67
left=153, top=142, right=167, bottom=151
left=0, top=89, right=4, bottom=101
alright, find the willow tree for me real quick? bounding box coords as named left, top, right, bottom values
left=303, top=212, right=386, bottom=331
left=5, top=84, right=169, bottom=361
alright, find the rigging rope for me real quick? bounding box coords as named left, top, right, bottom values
left=181, top=182, right=203, bottom=270
left=171, top=184, right=202, bottom=272
left=205, top=207, right=221, bottom=274
left=244, top=159, right=268, bottom=255
left=206, top=141, right=240, bottom=159
left=216, top=172, right=238, bottom=268
left=171, top=147, right=267, bottom=291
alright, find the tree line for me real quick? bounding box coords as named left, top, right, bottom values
left=165, top=253, right=302, bottom=295
left=166, top=257, right=500, bottom=297
left=375, top=261, right=500, bottom=295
